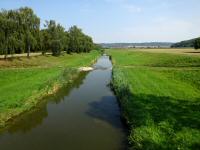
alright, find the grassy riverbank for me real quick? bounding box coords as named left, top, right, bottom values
left=0, top=51, right=99, bottom=127
left=107, top=49, right=200, bottom=150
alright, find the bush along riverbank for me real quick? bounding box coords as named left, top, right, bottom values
left=109, top=49, right=200, bottom=150
left=0, top=51, right=100, bottom=128
left=112, top=68, right=200, bottom=150
left=111, top=68, right=132, bottom=143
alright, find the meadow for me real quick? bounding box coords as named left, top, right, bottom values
left=0, top=51, right=99, bottom=127
left=107, top=49, right=200, bottom=150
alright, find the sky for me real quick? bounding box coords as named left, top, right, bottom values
left=0, top=0, right=200, bottom=43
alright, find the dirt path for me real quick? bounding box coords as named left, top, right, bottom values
left=0, top=53, right=43, bottom=59
left=0, top=52, right=53, bottom=59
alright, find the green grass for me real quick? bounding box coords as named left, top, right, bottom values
left=108, top=49, right=200, bottom=150
left=0, top=51, right=99, bottom=127
left=107, top=49, right=200, bottom=67
left=0, top=51, right=99, bottom=68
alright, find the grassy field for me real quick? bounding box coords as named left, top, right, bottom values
left=136, top=48, right=200, bottom=56
left=0, top=52, right=99, bottom=68
left=0, top=51, right=99, bottom=127
left=107, top=49, right=200, bottom=150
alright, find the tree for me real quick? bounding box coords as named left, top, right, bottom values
left=43, top=20, right=69, bottom=56
left=19, top=7, right=40, bottom=58
left=194, top=38, right=200, bottom=50
left=7, top=34, right=18, bottom=57
left=83, top=35, right=93, bottom=52
left=26, top=31, right=37, bottom=57
left=40, top=29, right=50, bottom=55
left=0, top=14, right=5, bottom=55
left=93, top=44, right=103, bottom=51
left=51, top=40, right=62, bottom=56
left=68, top=26, right=93, bottom=53
left=0, top=9, right=18, bottom=59
left=0, top=7, right=94, bottom=58
left=68, top=26, right=83, bottom=53
left=62, top=31, right=70, bottom=54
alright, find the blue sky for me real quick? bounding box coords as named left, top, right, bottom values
left=1, top=0, right=200, bottom=43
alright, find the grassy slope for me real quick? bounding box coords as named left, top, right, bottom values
left=107, top=49, right=200, bottom=150
left=0, top=51, right=99, bottom=127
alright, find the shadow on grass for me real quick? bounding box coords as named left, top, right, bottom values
left=126, top=94, right=200, bottom=130
left=119, top=91, right=200, bottom=149
left=111, top=67, right=200, bottom=149
left=185, top=51, right=200, bottom=54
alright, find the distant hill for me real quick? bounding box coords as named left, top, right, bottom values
left=100, top=42, right=173, bottom=48
left=171, top=37, right=200, bottom=48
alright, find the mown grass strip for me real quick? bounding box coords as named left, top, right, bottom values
left=109, top=49, right=200, bottom=150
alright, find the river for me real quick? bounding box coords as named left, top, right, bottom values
left=0, top=55, right=126, bottom=150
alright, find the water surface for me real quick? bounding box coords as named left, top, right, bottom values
left=0, top=56, right=126, bottom=150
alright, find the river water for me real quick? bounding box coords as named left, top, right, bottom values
left=0, top=55, right=126, bottom=150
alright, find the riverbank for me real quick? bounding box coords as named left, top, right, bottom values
left=0, top=55, right=126, bottom=150
left=0, top=51, right=100, bottom=128
left=107, top=49, right=200, bottom=150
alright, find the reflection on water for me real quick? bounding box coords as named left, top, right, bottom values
left=1, top=72, right=88, bottom=134
left=0, top=55, right=126, bottom=150
left=86, top=96, right=123, bottom=129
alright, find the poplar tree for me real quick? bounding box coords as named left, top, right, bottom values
left=0, top=7, right=95, bottom=58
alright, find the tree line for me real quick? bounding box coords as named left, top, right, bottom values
left=194, top=38, right=200, bottom=49
left=0, top=7, right=97, bottom=58
left=171, top=37, right=200, bottom=49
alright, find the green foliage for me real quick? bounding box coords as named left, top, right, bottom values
left=171, top=37, right=200, bottom=49
left=0, top=7, right=94, bottom=57
left=171, top=37, right=200, bottom=48
left=93, top=43, right=103, bottom=51
left=68, top=26, right=93, bottom=53
left=43, top=20, right=68, bottom=55
left=109, top=49, right=200, bottom=150
left=51, top=40, right=62, bottom=56
left=0, top=7, right=39, bottom=58
left=194, top=38, right=200, bottom=50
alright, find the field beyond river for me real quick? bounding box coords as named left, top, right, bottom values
left=107, top=48, right=200, bottom=150
left=1, top=48, right=200, bottom=150
left=0, top=51, right=99, bottom=127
